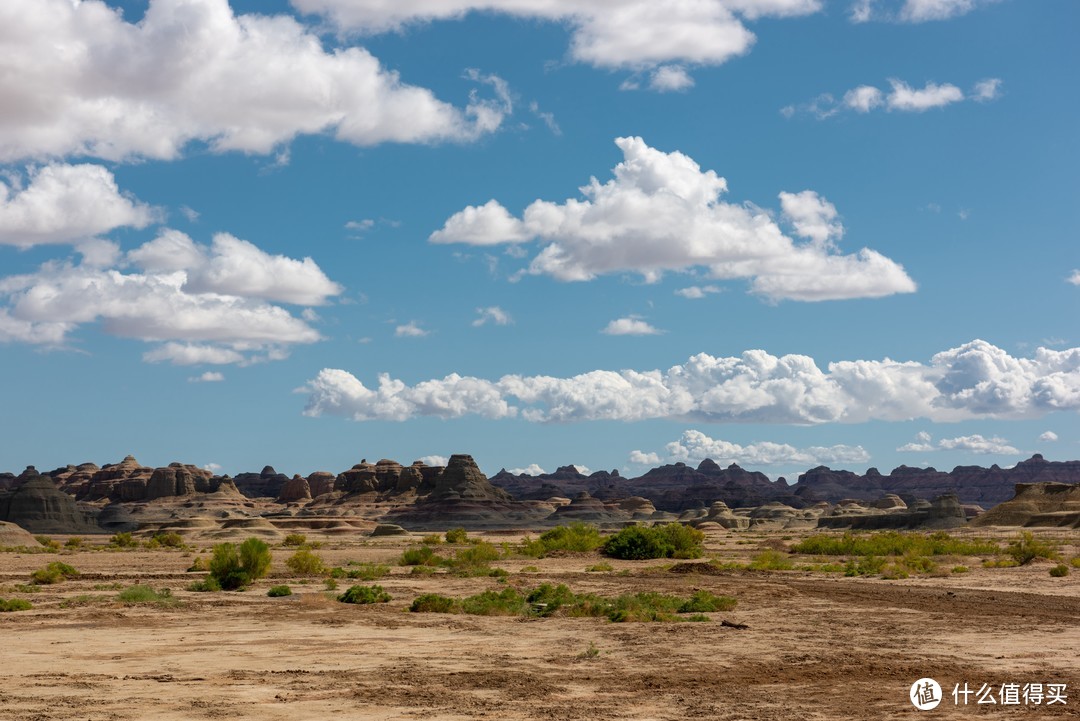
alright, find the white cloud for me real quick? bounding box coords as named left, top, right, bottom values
left=1038, top=431, right=1058, bottom=442
left=419, top=455, right=449, bottom=467
left=432, top=137, right=915, bottom=301
left=0, top=164, right=157, bottom=247
left=779, top=190, right=843, bottom=246
left=628, top=450, right=662, bottom=465
left=472, top=306, right=512, bottom=327
left=528, top=102, right=562, bottom=136
left=0, top=0, right=505, bottom=163
left=507, top=463, right=547, bottom=476
left=293, top=0, right=822, bottom=72
left=675, top=285, right=722, bottom=299
left=843, top=85, right=884, bottom=112
left=664, top=429, right=870, bottom=466
left=345, top=219, right=375, bottom=234
left=851, top=0, right=993, bottom=23
left=896, top=430, right=935, bottom=452
left=395, top=321, right=429, bottom=338
left=972, top=78, right=1002, bottom=102
left=938, top=434, right=1019, bottom=455
left=886, top=79, right=965, bottom=111
left=0, top=232, right=336, bottom=363
left=189, top=371, right=225, bottom=382
left=1067, top=270, right=1080, bottom=286
left=602, top=316, right=663, bottom=336
left=179, top=206, right=200, bottom=223
left=572, top=464, right=591, bottom=475
left=203, top=462, right=223, bottom=473
left=649, top=65, right=695, bottom=93
left=789, top=78, right=997, bottom=118
left=301, top=340, right=1080, bottom=424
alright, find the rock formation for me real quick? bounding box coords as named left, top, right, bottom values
left=0, top=474, right=101, bottom=534
left=970, top=482, right=1080, bottom=528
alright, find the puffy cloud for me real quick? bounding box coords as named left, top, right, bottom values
left=1038, top=431, right=1058, bottom=443
left=675, top=285, right=722, bottom=299
left=886, top=79, right=964, bottom=111
left=189, top=371, right=225, bottom=382
left=573, top=464, right=591, bottom=475
left=293, top=0, right=822, bottom=72
left=0, top=232, right=337, bottom=363
left=664, top=429, right=870, bottom=466
left=419, top=455, right=449, bottom=467
left=432, top=137, right=915, bottom=301
left=938, top=434, right=1019, bottom=455
left=1068, top=270, right=1080, bottom=286
left=628, top=450, right=662, bottom=465
left=0, top=164, right=157, bottom=247
left=395, top=321, right=429, bottom=338
left=0, top=0, right=505, bottom=163
left=649, top=65, right=695, bottom=93
left=788, top=78, right=998, bottom=118
left=896, top=430, right=935, bottom=452
left=779, top=190, right=843, bottom=246
left=506, top=463, right=547, bottom=476
left=602, top=316, right=663, bottom=336
left=302, top=340, right=1080, bottom=425
left=472, top=306, right=512, bottom=327
left=851, top=0, right=992, bottom=23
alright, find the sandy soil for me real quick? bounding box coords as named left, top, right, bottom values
left=1, top=528, right=1077, bottom=720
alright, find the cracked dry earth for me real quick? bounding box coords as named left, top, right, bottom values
left=1, top=529, right=1077, bottom=720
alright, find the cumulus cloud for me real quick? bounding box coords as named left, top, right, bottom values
left=789, top=78, right=998, bottom=118
left=0, top=0, right=506, bottom=163
left=293, top=0, right=822, bottom=73
left=432, top=137, right=915, bottom=301
left=779, top=190, right=843, bottom=246
left=1038, top=431, right=1058, bottom=442
left=395, top=321, right=429, bottom=338
left=664, top=429, right=870, bottom=466
left=1068, top=270, right=1080, bottom=286
left=0, top=164, right=157, bottom=247
left=898, top=431, right=1020, bottom=455
left=851, top=0, right=994, bottom=23
left=506, top=463, right=547, bottom=476
left=675, top=285, right=722, bottom=299
left=628, top=450, right=662, bottom=465
left=648, top=65, right=696, bottom=93
left=602, top=316, right=663, bottom=336
left=189, top=371, right=225, bottom=382
left=0, top=232, right=337, bottom=363
left=472, top=306, right=512, bottom=327
left=419, top=455, right=449, bottom=467
left=301, top=339, right=1080, bottom=424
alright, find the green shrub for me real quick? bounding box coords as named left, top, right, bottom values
left=448, top=542, right=501, bottom=568
left=409, top=593, right=458, bottom=613
left=338, top=584, right=391, bottom=604
left=526, top=583, right=580, bottom=616
left=34, top=535, right=51, bottom=546
left=64, top=537, right=84, bottom=549
left=187, top=556, right=209, bottom=572
left=117, top=585, right=178, bottom=607
left=420, top=534, right=443, bottom=545
left=983, top=557, right=1020, bottom=568
left=151, top=532, right=185, bottom=548
left=399, top=546, right=439, bottom=566
left=585, top=562, right=614, bottom=573
left=344, top=563, right=390, bottom=580
left=110, top=532, right=137, bottom=548
left=324, top=578, right=338, bottom=591
left=208, top=537, right=272, bottom=590
left=267, top=585, right=293, bottom=597
left=844, top=556, right=886, bottom=577
left=1071, top=557, right=1080, bottom=569
left=13, top=583, right=40, bottom=593
left=410, top=565, right=436, bottom=576
left=606, top=592, right=686, bottom=622
left=1006, top=532, right=1059, bottom=566
left=1049, top=564, right=1069, bottom=578
left=31, top=561, right=80, bottom=585
left=748, top=550, right=794, bottom=571
left=952, top=565, right=969, bottom=574
left=0, top=598, right=34, bottom=612
left=187, top=577, right=221, bottom=592
left=677, top=590, right=737, bottom=613
left=285, top=548, right=326, bottom=576
left=521, top=523, right=603, bottom=558
left=792, top=531, right=998, bottom=557
left=282, top=533, right=307, bottom=547
left=445, top=528, right=469, bottom=544
left=460, top=587, right=529, bottom=616
left=602, top=524, right=703, bottom=561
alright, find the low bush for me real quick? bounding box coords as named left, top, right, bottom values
left=110, top=532, right=137, bottom=548
left=0, top=598, right=33, bottom=612
left=460, top=587, right=529, bottom=616
left=677, top=590, right=737, bottom=613
left=150, top=532, right=185, bottom=549
left=748, top=550, right=794, bottom=571
left=409, top=593, right=458, bottom=613
left=1006, top=532, right=1059, bottom=566
left=1049, top=564, right=1069, bottom=578
left=1072, top=557, right=1080, bottom=569
left=521, top=523, right=604, bottom=558
left=399, top=546, right=440, bottom=566
left=983, top=557, right=1020, bottom=569
left=844, top=556, right=886, bottom=577
left=117, top=585, right=179, bottom=607
left=792, top=531, right=998, bottom=557
left=285, top=548, right=326, bottom=576
left=338, top=584, right=392, bottom=604
left=602, top=524, right=704, bottom=561
left=420, top=534, right=443, bottom=546
left=31, top=561, right=80, bottom=585
left=952, top=565, right=969, bottom=574
left=187, top=577, right=221, bottom=592
left=585, top=562, right=614, bottom=573
left=64, top=537, right=84, bottom=549
left=267, top=585, right=293, bottom=597
left=444, top=528, right=469, bottom=544
left=187, top=556, right=209, bottom=572
left=281, top=533, right=307, bottom=547
left=208, top=538, right=272, bottom=590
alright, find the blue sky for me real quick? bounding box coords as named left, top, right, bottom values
left=1, top=0, right=1077, bottom=481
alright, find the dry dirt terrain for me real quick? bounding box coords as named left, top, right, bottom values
left=1, top=527, right=1077, bottom=720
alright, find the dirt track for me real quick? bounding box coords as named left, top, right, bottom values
left=1, top=530, right=1077, bottom=720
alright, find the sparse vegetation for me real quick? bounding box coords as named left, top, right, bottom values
left=1049, top=564, right=1069, bottom=578
left=399, top=546, right=440, bottom=567
left=282, top=533, right=308, bottom=547
left=334, top=562, right=390, bottom=581
left=64, top=537, right=84, bottom=549
left=208, top=537, right=272, bottom=590
left=577, top=642, right=601, bottom=660
left=117, top=585, right=178, bottom=607
left=445, top=528, right=469, bottom=544
left=409, top=593, right=458, bottom=613
left=147, top=532, right=184, bottom=549
left=0, top=598, right=33, bottom=612
left=31, top=561, right=80, bottom=585
left=110, top=532, right=137, bottom=548
left=338, top=584, right=392, bottom=604
left=187, top=577, right=221, bottom=592
left=521, top=523, right=604, bottom=557
left=285, top=548, right=326, bottom=576
left=602, top=524, right=704, bottom=560
left=268, top=585, right=293, bottom=597
left=748, top=550, right=794, bottom=571
left=187, top=556, right=209, bottom=572
left=843, top=556, right=886, bottom=577
left=585, top=562, right=614, bottom=572
left=952, top=565, right=969, bottom=574
left=420, top=533, right=443, bottom=545
left=791, top=531, right=998, bottom=557
left=1006, top=532, right=1059, bottom=566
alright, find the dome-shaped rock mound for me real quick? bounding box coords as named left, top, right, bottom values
left=971, top=482, right=1080, bottom=528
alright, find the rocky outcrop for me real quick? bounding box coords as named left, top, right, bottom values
left=306, top=472, right=336, bottom=498
left=278, top=475, right=312, bottom=503
left=0, top=520, right=41, bottom=547
left=0, top=474, right=101, bottom=534
left=817, top=493, right=966, bottom=530
left=233, top=466, right=291, bottom=498
left=970, top=482, right=1080, bottom=528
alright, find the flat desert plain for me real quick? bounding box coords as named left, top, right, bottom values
left=1, top=528, right=1077, bottom=720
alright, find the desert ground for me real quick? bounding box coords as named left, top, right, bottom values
left=1, top=527, right=1077, bottom=721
